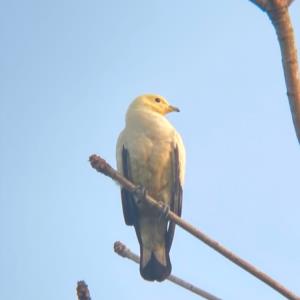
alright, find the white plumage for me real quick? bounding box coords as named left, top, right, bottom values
left=116, top=94, right=185, bottom=281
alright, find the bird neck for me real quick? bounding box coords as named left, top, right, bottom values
left=125, top=108, right=173, bottom=131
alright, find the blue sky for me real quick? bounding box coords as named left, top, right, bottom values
left=1, top=1, right=300, bottom=299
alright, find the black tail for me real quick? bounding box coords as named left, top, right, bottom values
left=140, top=250, right=171, bottom=282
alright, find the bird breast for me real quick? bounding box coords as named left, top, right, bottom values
left=123, top=112, right=176, bottom=205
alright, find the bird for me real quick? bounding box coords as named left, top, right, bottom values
left=116, top=94, right=185, bottom=282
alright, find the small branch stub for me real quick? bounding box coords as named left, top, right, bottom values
left=114, top=241, right=130, bottom=258
left=89, top=154, right=112, bottom=177
left=77, top=281, right=91, bottom=300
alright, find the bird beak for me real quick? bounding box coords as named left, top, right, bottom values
left=168, top=105, right=180, bottom=113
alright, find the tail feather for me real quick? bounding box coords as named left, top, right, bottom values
left=140, top=247, right=171, bottom=282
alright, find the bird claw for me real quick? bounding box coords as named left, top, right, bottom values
left=158, top=201, right=170, bottom=219
left=133, top=185, right=147, bottom=204
left=132, top=186, right=170, bottom=219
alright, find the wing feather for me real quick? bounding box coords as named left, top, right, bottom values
left=166, top=144, right=183, bottom=251
left=121, top=146, right=138, bottom=226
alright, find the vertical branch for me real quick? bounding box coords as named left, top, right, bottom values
left=268, top=2, right=300, bottom=143
left=250, top=0, right=300, bottom=143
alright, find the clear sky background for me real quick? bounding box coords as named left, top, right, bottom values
left=1, top=1, right=300, bottom=300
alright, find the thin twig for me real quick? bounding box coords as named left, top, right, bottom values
left=77, top=281, right=91, bottom=300
left=114, top=241, right=221, bottom=300
left=250, top=0, right=300, bottom=144
left=90, top=154, right=300, bottom=300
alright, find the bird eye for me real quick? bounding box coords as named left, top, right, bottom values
left=155, top=98, right=161, bottom=103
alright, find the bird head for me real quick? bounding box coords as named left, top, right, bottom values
left=129, top=94, right=180, bottom=115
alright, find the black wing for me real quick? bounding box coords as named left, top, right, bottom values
left=121, top=146, right=138, bottom=226
left=166, top=145, right=183, bottom=251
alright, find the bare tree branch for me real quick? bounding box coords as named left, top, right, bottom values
left=114, top=241, right=221, bottom=300
left=89, top=154, right=300, bottom=300
left=77, top=281, right=91, bottom=300
left=250, top=0, right=300, bottom=143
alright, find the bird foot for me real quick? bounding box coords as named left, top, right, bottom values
left=133, top=185, right=147, bottom=204
left=158, top=201, right=170, bottom=219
